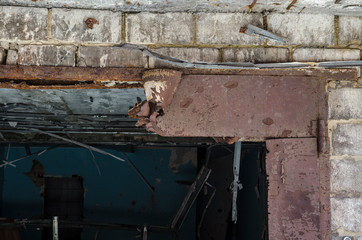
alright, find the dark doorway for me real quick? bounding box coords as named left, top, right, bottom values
left=197, top=143, right=268, bottom=240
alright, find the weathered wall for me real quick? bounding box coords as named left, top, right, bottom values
left=0, top=7, right=361, bottom=67
left=328, top=84, right=362, bottom=239
left=0, top=3, right=362, bottom=240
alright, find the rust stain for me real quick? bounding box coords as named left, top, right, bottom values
left=281, top=130, right=292, bottom=137
left=224, top=80, right=238, bottom=89
left=196, top=86, right=204, bottom=93
left=298, top=6, right=306, bottom=14
left=131, top=200, right=136, bottom=206
left=180, top=98, right=193, bottom=108
left=273, top=2, right=281, bottom=5
left=286, top=0, right=298, bottom=10
left=246, top=0, right=257, bottom=11
left=262, top=117, right=274, bottom=126
left=239, top=27, right=248, bottom=34
left=85, top=18, right=99, bottom=29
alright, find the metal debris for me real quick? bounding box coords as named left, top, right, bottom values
left=117, top=43, right=362, bottom=69
left=246, top=0, right=257, bottom=11
left=231, top=142, right=242, bottom=223
left=119, top=151, right=154, bottom=193
left=89, top=149, right=102, bottom=176
left=286, top=0, right=297, bottom=10
left=85, top=18, right=99, bottom=29
left=240, top=24, right=287, bottom=43
left=170, top=166, right=211, bottom=230
left=0, top=145, right=60, bottom=168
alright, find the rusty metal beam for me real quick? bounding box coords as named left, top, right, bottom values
left=131, top=69, right=331, bottom=139
left=0, top=66, right=357, bottom=89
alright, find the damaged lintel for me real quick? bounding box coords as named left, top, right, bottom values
left=0, top=65, right=144, bottom=89
left=0, top=66, right=357, bottom=89
left=129, top=68, right=357, bottom=139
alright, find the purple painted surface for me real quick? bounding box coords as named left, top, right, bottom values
left=266, top=138, right=320, bottom=240
left=154, top=75, right=326, bottom=138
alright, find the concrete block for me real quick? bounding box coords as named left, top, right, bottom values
left=293, top=48, right=360, bottom=62
left=339, top=16, right=362, bottom=45
left=52, top=9, right=122, bottom=43
left=0, top=42, right=10, bottom=50
left=332, top=123, right=362, bottom=156
left=126, top=13, right=193, bottom=44
left=78, top=46, right=147, bottom=67
left=196, top=13, right=263, bottom=45
left=331, top=158, right=362, bottom=193
left=223, top=48, right=289, bottom=63
left=0, top=6, right=48, bottom=41
left=329, top=88, right=362, bottom=119
left=18, top=45, right=76, bottom=66
left=6, top=50, right=18, bottom=65
left=331, top=197, right=362, bottom=232
left=267, top=14, right=334, bottom=46
left=0, top=48, right=5, bottom=64
left=149, top=47, right=219, bottom=67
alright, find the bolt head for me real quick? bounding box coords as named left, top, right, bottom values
left=343, top=237, right=352, bottom=240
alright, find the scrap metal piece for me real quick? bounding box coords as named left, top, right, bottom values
left=53, top=216, right=59, bottom=240
left=231, top=142, right=242, bottom=223
left=241, top=24, right=287, bottom=43
left=170, top=166, right=211, bottom=230
left=286, top=0, right=297, bottom=10
left=119, top=152, right=154, bottom=193
left=142, top=226, right=148, bottom=240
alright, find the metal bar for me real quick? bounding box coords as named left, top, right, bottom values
left=1, top=219, right=173, bottom=234
left=231, top=142, right=242, bottom=223
left=53, top=216, right=59, bottom=240
left=17, top=128, right=126, bottom=162
left=0, top=66, right=143, bottom=82
left=0, top=144, right=60, bottom=168
left=119, top=152, right=154, bottom=193
left=170, top=166, right=212, bottom=230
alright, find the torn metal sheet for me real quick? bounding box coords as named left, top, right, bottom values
left=266, top=138, right=321, bottom=239
left=129, top=69, right=182, bottom=134
left=136, top=74, right=327, bottom=138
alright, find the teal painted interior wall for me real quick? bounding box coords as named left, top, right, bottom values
left=0, top=145, right=197, bottom=240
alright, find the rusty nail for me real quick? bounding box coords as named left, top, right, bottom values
left=85, top=18, right=99, bottom=29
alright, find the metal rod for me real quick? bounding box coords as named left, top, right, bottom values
left=231, top=142, right=242, bottom=223
left=0, top=145, right=59, bottom=168
left=53, top=216, right=59, bottom=240
left=119, top=151, right=154, bottom=193
left=20, top=128, right=126, bottom=162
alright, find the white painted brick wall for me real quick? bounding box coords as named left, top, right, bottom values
left=51, top=9, right=122, bottom=43
left=293, top=48, right=360, bottom=62
left=267, top=14, right=334, bottom=46
left=18, top=45, right=76, bottom=66
left=331, top=158, right=362, bottom=193
left=6, top=50, right=18, bottom=65
left=126, top=13, right=193, bottom=44
left=331, top=123, right=362, bottom=156
left=196, top=13, right=263, bottom=45
left=223, top=48, right=289, bottom=63
left=149, top=47, right=219, bottom=67
left=78, top=46, right=148, bottom=67
left=329, top=88, right=362, bottom=119
left=331, top=198, right=362, bottom=232
left=339, top=16, right=362, bottom=45
left=0, top=6, right=48, bottom=41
